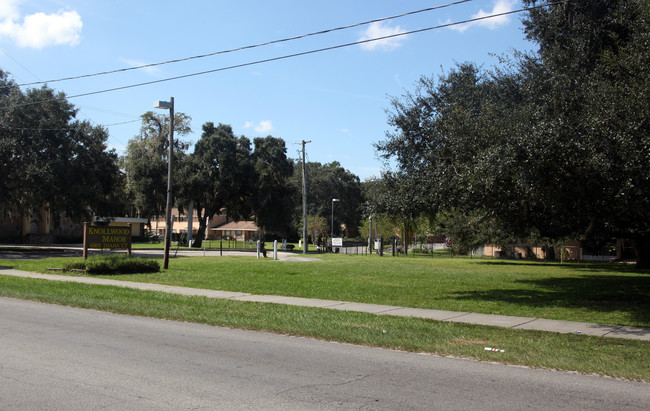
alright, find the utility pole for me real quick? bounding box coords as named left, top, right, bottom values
left=365, top=176, right=377, bottom=254
left=300, top=140, right=310, bottom=254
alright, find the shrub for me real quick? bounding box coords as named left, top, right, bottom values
left=65, top=255, right=160, bottom=275
left=411, top=248, right=430, bottom=255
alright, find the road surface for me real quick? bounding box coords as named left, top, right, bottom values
left=1, top=298, right=647, bottom=410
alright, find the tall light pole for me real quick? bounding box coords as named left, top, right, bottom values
left=331, top=198, right=340, bottom=238
left=300, top=140, right=310, bottom=254
left=154, top=98, right=174, bottom=269
left=364, top=176, right=377, bottom=253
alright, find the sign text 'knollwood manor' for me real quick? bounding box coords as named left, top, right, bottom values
left=85, top=226, right=132, bottom=249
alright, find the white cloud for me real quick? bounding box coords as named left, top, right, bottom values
left=0, top=1, right=82, bottom=49
left=244, top=120, right=273, bottom=134
left=0, top=0, right=20, bottom=20
left=358, top=21, right=407, bottom=51
left=119, top=58, right=161, bottom=76
left=450, top=0, right=516, bottom=33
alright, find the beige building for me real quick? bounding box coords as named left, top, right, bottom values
left=480, top=238, right=627, bottom=261
left=210, top=220, right=259, bottom=241
left=1, top=205, right=82, bottom=243
left=150, top=208, right=260, bottom=242
left=482, top=240, right=581, bottom=260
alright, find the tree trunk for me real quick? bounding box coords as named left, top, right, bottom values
left=634, top=235, right=650, bottom=269
left=402, top=219, right=409, bottom=256
left=192, top=214, right=207, bottom=248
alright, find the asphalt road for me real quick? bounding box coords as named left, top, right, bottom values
left=1, top=298, right=648, bottom=410
left=0, top=247, right=83, bottom=260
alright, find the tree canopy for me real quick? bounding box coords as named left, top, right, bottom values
left=251, top=136, right=295, bottom=237
left=291, top=161, right=363, bottom=239
left=122, top=111, right=192, bottom=219
left=175, top=123, right=296, bottom=246
left=176, top=123, right=253, bottom=247
left=1, top=69, right=120, bottom=225
left=377, top=0, right=650, bottom=266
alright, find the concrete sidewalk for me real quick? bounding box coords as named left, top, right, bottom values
left=1, top=268, right=649, bottom=341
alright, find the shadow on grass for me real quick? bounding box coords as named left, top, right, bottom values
left=451, top=274, right=650, bottom=326
left=475, top=259, right=649, bottom=274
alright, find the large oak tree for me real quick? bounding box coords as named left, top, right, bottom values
left=1, top=69, right=121, bottom=228
left=377, top=0, right=650, bottom=266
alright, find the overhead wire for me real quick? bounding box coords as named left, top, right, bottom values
left=1, top=1, right=565, bottom=111
left=16, top=0, right=473, bottom=87
left=1, top=119, right=141, bottom=132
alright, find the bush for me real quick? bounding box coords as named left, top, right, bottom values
left=411, top=248, right=430, bottom=255
left=64, top=255, right=160, bottom=275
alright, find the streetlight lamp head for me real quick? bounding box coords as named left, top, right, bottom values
left=154, top=100, right=172, bottom=109
left=332, top=198, right=340, bottom=202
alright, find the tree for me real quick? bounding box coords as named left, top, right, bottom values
left=251, top=136, right=295, bottom=238
left=377, top=1, right=650, bottom=266
left=177, top=124, right=300, bottom=247
left=306, top=214, right=328, bottom=243
left=290, top=161, right=363, bottom=238
left=521, top=0, right=650, bottom=265
left=177, top=123, right=254, bottom=247
left=122, top=111, right=192, bottom=220
left=378, top=64, right=528, bottom=237
left=374, top=171, right=432, bottom=253
left=1, top=69, right=120, bottom=226
left=0, top=70, right=19, bottom=204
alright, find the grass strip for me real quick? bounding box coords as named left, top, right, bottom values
left=3, top=255, right=649, bottom=327
left=1, top=274, right=648, bottom=382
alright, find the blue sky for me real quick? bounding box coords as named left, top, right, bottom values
left=1, top=0, right=535, bottom=179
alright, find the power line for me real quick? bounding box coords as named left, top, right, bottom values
left=66, top=5, right=551, bottom=98
left=1, top=2, right=564, bottom=111
left=2, top=119, right=140, bottom=132
left=104, top=119, right=141, bottom=127
left=1, top=48, right=42, bottom=83
left=16, top=0, right=473, bottom=87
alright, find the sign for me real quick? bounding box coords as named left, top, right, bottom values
left=83, top=223, right=132, bottom=259
left=332, top=237, right=343, bottom=247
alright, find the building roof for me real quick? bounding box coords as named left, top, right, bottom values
left=94, top=217, right=149, bottom=224
left=210, top=220, right=259, bottom=232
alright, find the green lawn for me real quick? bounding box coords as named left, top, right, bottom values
left=2, top=254, right=649, bottom=327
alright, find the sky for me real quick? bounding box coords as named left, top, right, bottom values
left=0, top=0, right=536, bottom=179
